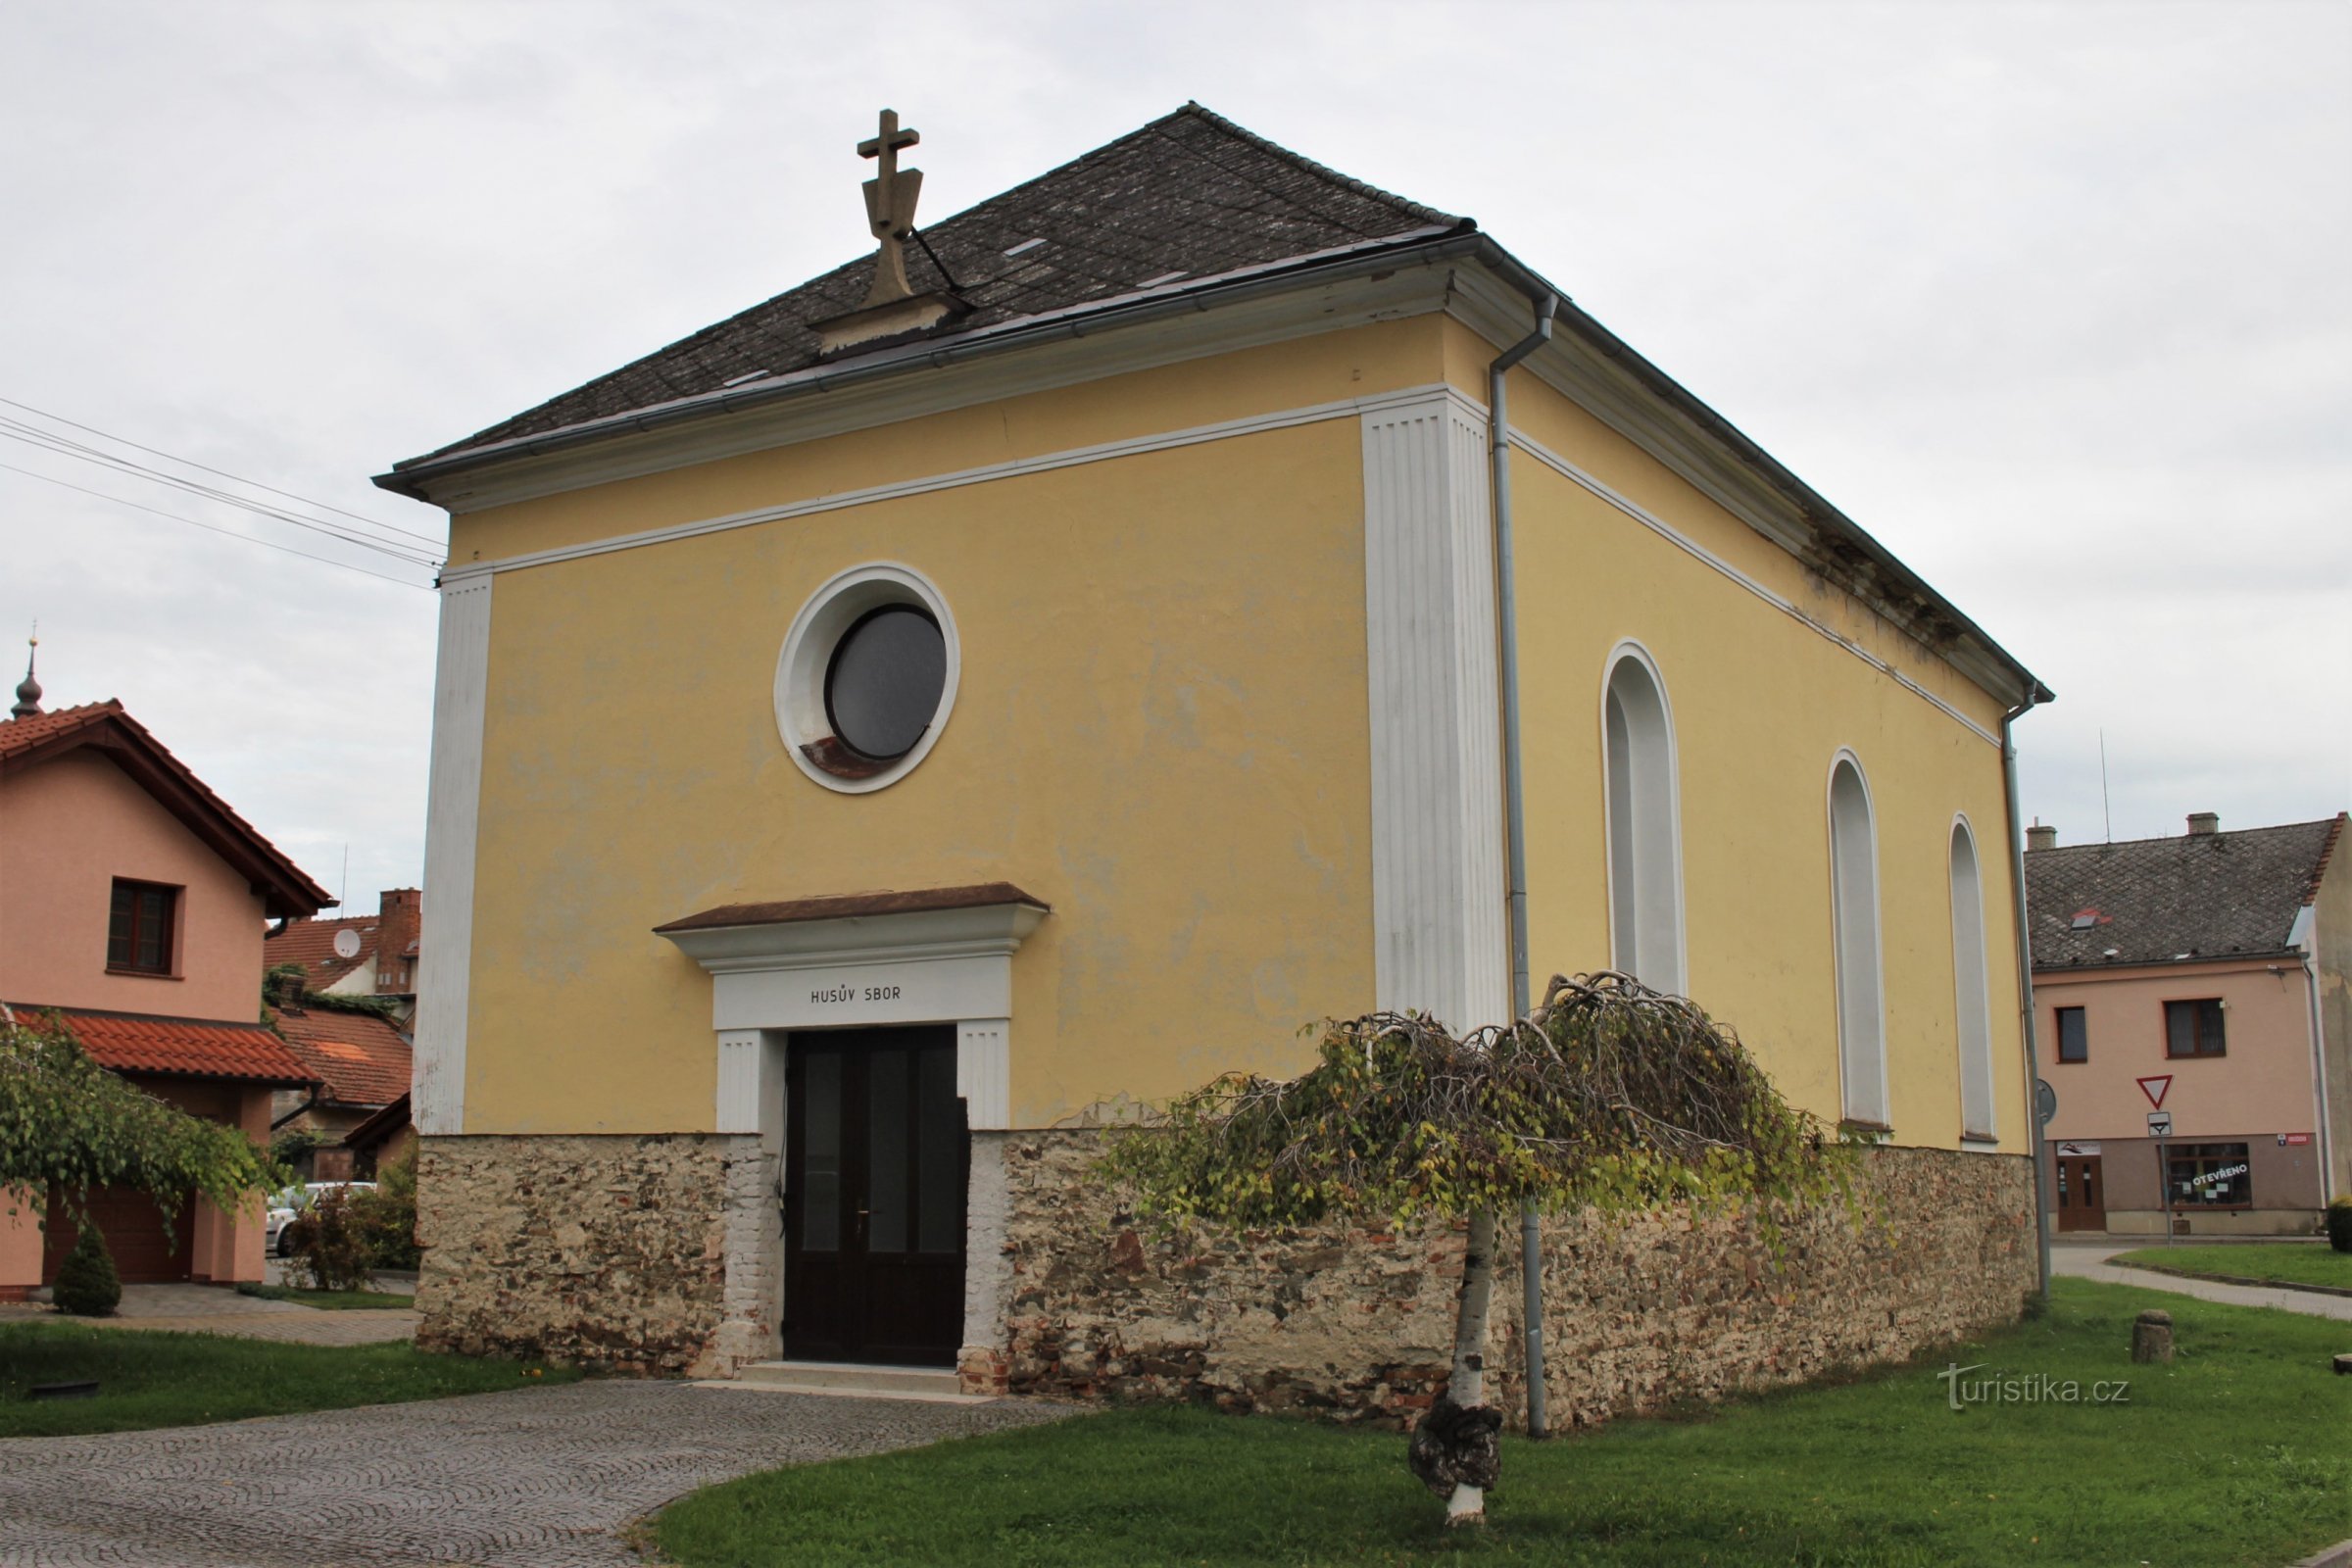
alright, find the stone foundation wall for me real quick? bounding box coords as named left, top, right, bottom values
left=415, top=1133, right=774, bottom=1377
left=966, top=1134, right=2035, bottom=1430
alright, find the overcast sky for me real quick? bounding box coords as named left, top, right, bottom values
left=3, top=0, right=2345, bottom=917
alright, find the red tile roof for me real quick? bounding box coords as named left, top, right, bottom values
left=16, top=1005, right=318, bottom=1085
left=0, top=701, right=332, bottom=917
left=0, top=702, right=108, bottom=757
left=270, top=1005, right=413, bottom=1107
left=266, top=917, right=380, bottom=992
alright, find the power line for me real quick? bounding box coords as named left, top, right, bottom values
left=0, top=419, right=442, bottom=569
left=0, top=394, right=445, bottom=550
left=0, top=461, right=433, bottom=590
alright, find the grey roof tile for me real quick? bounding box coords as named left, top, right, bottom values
left=2025, top=815, right=2344, bottom=971
left=415, top=104, right=1460, bottom=464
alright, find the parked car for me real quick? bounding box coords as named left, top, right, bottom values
left=265, top=1181, right=376, bottom=1257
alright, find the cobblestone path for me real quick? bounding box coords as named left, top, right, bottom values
left=0, top=1381, right=1076, bottom=1566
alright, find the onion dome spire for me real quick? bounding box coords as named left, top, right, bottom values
left=10, top=631, right=40, bottom=719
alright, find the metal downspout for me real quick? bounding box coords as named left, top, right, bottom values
left=2000, top=693, right=2053, bottom=1298
left=1491, top=291, right=1556, bottom=1435
left=2301, top=941, right=2335, bottom=1205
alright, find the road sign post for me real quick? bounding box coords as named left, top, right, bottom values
left=2146, top=1109, right=2176, bottom=1246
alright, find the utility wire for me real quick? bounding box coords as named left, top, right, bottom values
left=0, top=420, right=442, bottom=569
left=0, top=418, right=442, bottom=566
left=0, top=394, right=445, bottom=549
left=0, top=461, right=433, bottom=590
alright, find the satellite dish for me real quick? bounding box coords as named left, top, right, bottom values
left=332, top=928, right=363, bottom=959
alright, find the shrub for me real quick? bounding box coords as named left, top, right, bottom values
left=283, top=1187, right=374, bottom=1293
left=2328, top=1196, right=2352, bottom=1254
left=349, top=1148, right=419, bottom=1270
left=52, top=1225, right=122, bottom=1316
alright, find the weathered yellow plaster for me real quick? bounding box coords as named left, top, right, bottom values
left=456, top=309, right=2029, bottom=1153
left=1500, top=357, right=2028, bottom=1152
left=466, top=416, right=1377, bottom=1133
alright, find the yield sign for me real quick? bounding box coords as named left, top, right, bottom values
left=2136, top=1075, right=2173, bottom=1110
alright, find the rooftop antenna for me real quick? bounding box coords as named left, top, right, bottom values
left=2098, top=729, right=2113, bottom=844
left=340, top=844, right=349, bottom=913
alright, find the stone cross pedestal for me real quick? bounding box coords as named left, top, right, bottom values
left=858, top=108, right=923, bottom=309
left=2131, top=1308, right=2174, bottom=1364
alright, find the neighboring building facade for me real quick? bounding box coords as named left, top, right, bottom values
left=266, top=887, right=421, bottom=1025
left=268, top=1000, right=415, bottom=1180
left=2030, top=812, right=2349, bottom=1236
left=344, top=1093, right=415, bottom=1180
left=0, top=676, right=330, bottom=1293
left=375, top=107, right=2049, bottom=1411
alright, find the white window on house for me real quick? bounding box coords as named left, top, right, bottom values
left=1828, top=755, right=1888, bottom=1129
left=1602, top=646, right=1686, bottom=994
left=1949, top=818, right=1997, bottom=1143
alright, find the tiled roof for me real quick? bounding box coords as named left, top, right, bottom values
left=270, top=1005, right=412, bottom=1108
left=2025, top=815, right=2345, bottom=972
left=406, top=104, right=1457, bottom=464
left=0, top=701, right=332, bottom=918
left=0, top=702, right=110, bottom=758
left=14, top=1005, right=318, bottom=1085
left=266, top=917, right=379, bottom=992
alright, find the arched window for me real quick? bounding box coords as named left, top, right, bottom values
left=1828, top=755, right=1887, bottom=1128
left=1949, top=818, right=1997, bottom=1142
left=1602, top=646, right=1685, bottom=994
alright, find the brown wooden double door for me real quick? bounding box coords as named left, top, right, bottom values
left=784, top=1027, right=967, bottom=1365
left=2055, top=1153, right=2106, bottom=1232
left=45, top=1184, right=195, bottom=1284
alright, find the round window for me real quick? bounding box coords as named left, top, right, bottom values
left=775, top=563, right=960, bottom=794
left=824, top=606, right=946, bottom=761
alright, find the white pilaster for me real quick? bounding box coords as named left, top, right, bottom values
left=413, top=576, right=492, bottom=1135
left=956, top=1018, right=1010, bottom=1131
left=1361, top=392, right=1511, bottom=1031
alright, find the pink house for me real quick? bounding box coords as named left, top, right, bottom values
left=0, top=658, right=331, bottom=1295
left=2028, top=811, right=2351, bottom=1236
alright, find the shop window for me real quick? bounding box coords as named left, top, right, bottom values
left=2166, top=1142, right=2251, bottom=1207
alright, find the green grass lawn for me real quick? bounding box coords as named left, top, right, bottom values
left=656, top=1279, right=2350, bottom=1568
left=2110, top=1243, right=2352, bottom=1293
left=0, top=1321, right=576, bottom=1438
left=234, top=1281, right=417, bottom=1310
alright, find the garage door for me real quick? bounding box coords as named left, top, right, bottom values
left=45, top=1185, right=197, bottom=1285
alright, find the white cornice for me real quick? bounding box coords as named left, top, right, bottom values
left=660, top=901, right=1047, bottom=973
left=437, top=382, right=1458, bottom=585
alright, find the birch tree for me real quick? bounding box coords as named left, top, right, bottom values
left=1102, top=972, right=1847, bottom=1528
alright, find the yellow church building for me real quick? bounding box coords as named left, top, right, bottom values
left=378, top=105, right=2050, bottom=1418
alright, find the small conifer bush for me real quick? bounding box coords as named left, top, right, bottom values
left=53, top=1224, right=122, bottom=1316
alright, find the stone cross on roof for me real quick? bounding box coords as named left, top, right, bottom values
left=858, top=108, right=924, bottom=308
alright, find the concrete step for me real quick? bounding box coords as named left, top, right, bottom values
left=716, top=1359, right=977, bottom=1402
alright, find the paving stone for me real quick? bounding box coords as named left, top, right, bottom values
left=0, top=1381, right=1077, bottom=1567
